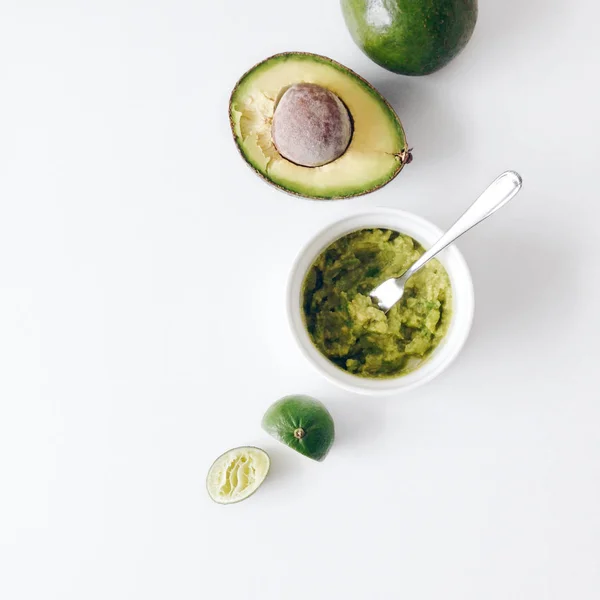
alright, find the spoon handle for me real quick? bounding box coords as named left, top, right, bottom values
left=401, top=170, right=523, bottom=282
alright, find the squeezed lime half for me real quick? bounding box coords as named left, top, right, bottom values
left=206, top=446, right=270, bottom=505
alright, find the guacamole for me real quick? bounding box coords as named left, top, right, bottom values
left=302, top=228, right=452, bottom=378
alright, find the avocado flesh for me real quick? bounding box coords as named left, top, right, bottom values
left=341, top=0, right=478, bottom=76
left=230, top=53, right=408, bottom=199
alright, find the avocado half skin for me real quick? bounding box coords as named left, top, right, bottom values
left=228, top=51, right=411, bottom=200
left=341, top=0, right=478, bottom=76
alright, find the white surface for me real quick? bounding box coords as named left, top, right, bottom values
left=287, top=209, right=474, bottom=395
left=0, top=1, right=599, bottom=599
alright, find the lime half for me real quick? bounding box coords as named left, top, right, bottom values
left=262, top=395, right=335, bottom=462
left=206, top=446, right=270, bottom=505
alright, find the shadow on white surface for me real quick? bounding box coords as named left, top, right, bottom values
left=462, top=218, right=576, bottom=350
left=479, top=0, right=568, bottom=50
left=370, top=77, right=464, bottom=171
left=326, top=397, right=389, bottom=450
left=261, top=443, right=304, bottom=487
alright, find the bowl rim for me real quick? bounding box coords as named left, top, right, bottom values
left=286, top=207, right=475, bottom=396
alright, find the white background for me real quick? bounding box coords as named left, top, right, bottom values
left=1, top=1, right=599, bottom=599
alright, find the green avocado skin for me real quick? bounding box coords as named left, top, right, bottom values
left=341, top=0, right=478, bottom=76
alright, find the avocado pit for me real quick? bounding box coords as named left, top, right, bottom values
left=272, top=83, right=353, bottom=168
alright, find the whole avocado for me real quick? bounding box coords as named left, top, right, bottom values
left=341, top=0, right=478, bottom=76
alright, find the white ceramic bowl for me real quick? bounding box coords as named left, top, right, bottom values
left=287, top=208, right=475, bottom=396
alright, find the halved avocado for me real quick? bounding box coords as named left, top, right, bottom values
left=229, top=52, right=411, bottom=200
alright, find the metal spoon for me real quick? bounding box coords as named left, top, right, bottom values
left=369, top=170, right=523, bottom=313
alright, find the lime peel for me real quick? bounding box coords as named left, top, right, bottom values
left=262, top=395, right=335, bottom=462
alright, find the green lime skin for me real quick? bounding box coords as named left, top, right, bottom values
left=262, top=395, right=335, bottom=462
left=341, top=0, right=478, bottom=76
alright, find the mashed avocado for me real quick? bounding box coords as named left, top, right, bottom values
left=302, top=228, right=452, bottom=378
